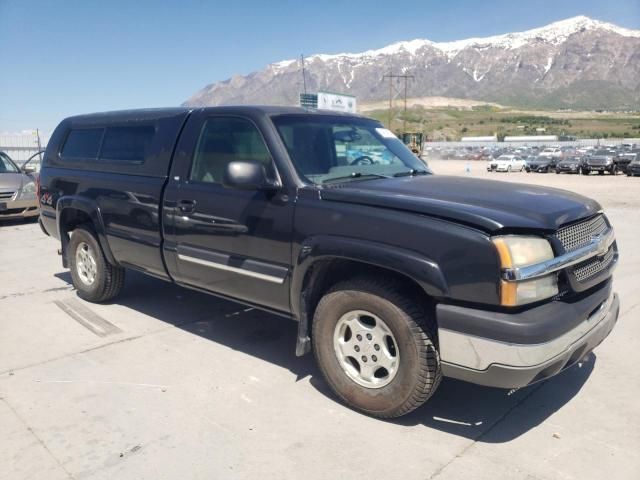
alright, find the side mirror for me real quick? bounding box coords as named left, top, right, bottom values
left=22, top=164, right=36, bottom=174
left=222, top=161, right=279, bottom=191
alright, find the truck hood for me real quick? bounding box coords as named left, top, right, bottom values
left=320, top=175, right=601, bottom=232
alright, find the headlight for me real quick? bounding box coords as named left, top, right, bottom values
left=21, top=181, right=36, bottom=197
left=492, top=236, right=558, bottom=306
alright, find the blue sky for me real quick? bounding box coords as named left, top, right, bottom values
left=1, top=0, right=638, bottom=132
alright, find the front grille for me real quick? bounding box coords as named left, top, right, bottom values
left=573, top=247, right=616, bottom=282
left=553, top=214, right=608, bottom=252
left=0, top=207, right=26, bottom=216
left=553, top=214, right=617, bottom=285
left=0, top=191, right=16, bottom=200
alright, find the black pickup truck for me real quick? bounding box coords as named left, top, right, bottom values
left=39, top=107, right=620, bottom=418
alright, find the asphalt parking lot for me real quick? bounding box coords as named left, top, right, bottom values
left=1, top=160, right=639, bottom=480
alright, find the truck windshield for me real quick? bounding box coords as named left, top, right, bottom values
left=272, top=115, right=430, bottom=184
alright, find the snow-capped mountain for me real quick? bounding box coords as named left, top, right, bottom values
left=185, top=16, right=640, bottom=110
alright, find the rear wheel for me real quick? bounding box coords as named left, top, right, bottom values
left=68, top=225, right=125, bottom=302
left=582, top=169, right=590, bottom=176
left=312, top=277, right=441, bottom=418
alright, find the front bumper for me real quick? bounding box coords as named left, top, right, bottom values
left=0, top=197, right=39, bottom=220
left=437, top=285, right=619, bottom=388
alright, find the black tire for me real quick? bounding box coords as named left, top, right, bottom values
left=582, top=169, right=590, bottom=176
left=68, top=224, right=125, bottom=303
left=556, top=170, right=560, bottom=174
left=312, top=277, right=441, bottom=418
left=599, top=170, right=604, bottom=175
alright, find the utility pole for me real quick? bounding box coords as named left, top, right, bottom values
left=36, top=129, right=42, bottom=156
left=301, top=54, right=308, bottom=95
left=382, top=72, right=414, bottom=131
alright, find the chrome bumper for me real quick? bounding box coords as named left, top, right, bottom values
left=440, top=291, right=619, bottom=388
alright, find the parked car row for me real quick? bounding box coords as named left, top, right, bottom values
left=477, top=144, right=640, bottom=176
left=428, top=143, right=640, bottom=174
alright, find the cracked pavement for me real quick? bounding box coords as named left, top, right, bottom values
left=1, top=164, right=639, bottom=479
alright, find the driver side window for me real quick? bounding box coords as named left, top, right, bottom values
left=189, top=117, right=274, bottom=184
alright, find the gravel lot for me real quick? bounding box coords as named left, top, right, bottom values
left=1, top=162, right=639, bottom=480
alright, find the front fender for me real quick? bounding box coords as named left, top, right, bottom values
left=56, top=196, right=117, bottom=267
left=290, top=235, right=449, bottom=319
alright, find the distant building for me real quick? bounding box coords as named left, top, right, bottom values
left=504, top=135, right=558, bottom=143
left=461, top=136, right=497, bottom=142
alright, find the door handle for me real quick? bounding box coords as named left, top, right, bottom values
left=178, top=199, right=197, bottom=214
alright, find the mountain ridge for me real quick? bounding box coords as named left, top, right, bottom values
left=185, top=16, right=640, bottom=110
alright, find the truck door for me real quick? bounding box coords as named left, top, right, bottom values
left=162, top=112, right=293, bottom=313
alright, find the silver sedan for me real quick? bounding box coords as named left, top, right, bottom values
left=0, top=151, right=40, bottom=221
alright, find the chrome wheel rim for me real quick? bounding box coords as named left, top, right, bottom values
left=333, top=310, right=400, bottom=389
left=75, top=242, right=97, bottom=286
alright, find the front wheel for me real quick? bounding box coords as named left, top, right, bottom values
left=68, top=225, right=125, bottom=302
left=312, top=278, right=441, bottom=418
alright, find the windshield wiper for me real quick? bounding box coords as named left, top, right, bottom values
left=393, top=169, right=429, bottom=177
left=322, top=172, right=391, bottom=184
